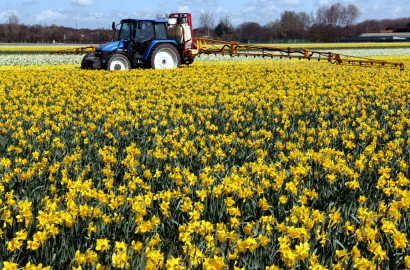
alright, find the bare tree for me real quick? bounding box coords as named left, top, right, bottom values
left=343, top=4, right=361, bottom=27
left=315, top=2, right=360, bottom=27
left=312, top=2, right=361, bottom=41
left=261, top=20, right=282, bottom=42
left=8, top=14, right=20, bottom=25
left=7, top=14, right=20, bottom=42
left=214, top=17, right=233, bottom=40
left=237, top=22, right=262, bottom=42
left=279, top=11, right=311, bottom=39
left=315, top=6, right=328, bottom=26
left=326, top=3, right=344, bottom=27
left=199, top=12, right=215, bottom=37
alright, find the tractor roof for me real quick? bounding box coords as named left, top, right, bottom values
left=120, top=18, right=168, bottom=23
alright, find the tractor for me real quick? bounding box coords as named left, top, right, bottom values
left=81, top=13, right=196, bottom=70
left=80, top=12, right=404, bottom=71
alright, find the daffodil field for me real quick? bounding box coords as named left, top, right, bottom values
left=1, top=49, right=410, bottom=270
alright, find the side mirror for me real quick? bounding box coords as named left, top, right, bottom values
left=112, top=22, right=116, bottom=30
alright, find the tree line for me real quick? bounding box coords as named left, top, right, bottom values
left=0, top=14, right=111, bottom=44
left=1, top=2, right=409, bottom=44
left=197, top=3, right=410, bottom=43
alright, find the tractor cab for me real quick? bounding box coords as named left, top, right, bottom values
left=109, top=19, right=170, bottom=64
left=115, top=20, right=164, bottom=43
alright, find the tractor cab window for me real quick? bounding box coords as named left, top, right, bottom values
left=118, top=22, right=132, bottom=40
left=136, top=21, right=154, bottom=41
left=154, top=23, right=168, bottom=40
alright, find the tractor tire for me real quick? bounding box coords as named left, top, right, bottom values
left=150, top=44, right=180, bottom=69
left=107, top=54, right=131, bottom=71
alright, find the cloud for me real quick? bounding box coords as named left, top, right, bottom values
left=244, top=0, right=278, bottom=14
left=281, top=0, right=300, bottom=5
left=21, top=0, right=37, bottom=6
left=315, top=0, right=329, bottom=5
left=178, top=0, right=216, bottom=5
left=0, top=10, right=18, bottom=21
left=387, top=6, right=408, bottom=18
left=216, top=7, right=229, bottom=14
left=71, top=0, right=95, bottom=6
left=35, top=10, right=68, bottom=23
left=178, top=5, right=190, bottom=13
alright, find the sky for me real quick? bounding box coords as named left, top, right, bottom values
left=0, top=0, right=409, bottom=29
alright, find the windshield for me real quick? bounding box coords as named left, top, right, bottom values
left=118, top=22, right=132, bottom=40
left=135, top=21, right=154, bottom=41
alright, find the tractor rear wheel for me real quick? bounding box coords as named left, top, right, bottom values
left=150, top=44, right=180, bottom=69
left=107, top=54, right=131, bottom=71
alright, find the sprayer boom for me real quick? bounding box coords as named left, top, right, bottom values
left=193, top=38, right=405, bottom=70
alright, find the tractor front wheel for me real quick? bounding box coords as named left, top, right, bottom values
left=107, top=54, right=131, bottom=71
left=150, top=44, right=180, bottom=69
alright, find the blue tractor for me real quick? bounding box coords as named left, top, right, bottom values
left=81, top=13, right=196, bottom=70
left=79, top=13, right=406, bottom=71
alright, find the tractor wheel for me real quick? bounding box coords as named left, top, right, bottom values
left=150, top=44, right=180, bottom=69
left=107, top=54, right=131, bottom=71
